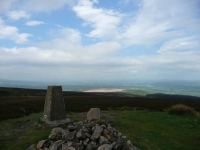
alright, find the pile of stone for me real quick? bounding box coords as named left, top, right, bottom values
left=27, top=108, right=139, bottom=150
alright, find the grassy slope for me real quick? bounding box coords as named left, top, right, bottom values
left=113, top=110, right=200, bottom=150
left=0, top=110, right=199, bottom=150
left=0, top=112, right=52, bottom=150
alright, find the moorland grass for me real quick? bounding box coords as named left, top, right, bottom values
left=0, top=112, right=52, bottom=150
left=109, top=110, right=200, bottom=150
left=1, top=87, right=200, bottom=122
left=0, top=110, right=200, bottom=150
left=168, top=104, right=200, bottom=116
left=1, top=95, right=200, bottom=122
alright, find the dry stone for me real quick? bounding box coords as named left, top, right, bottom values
left=99, top=136, right=109, bottom=145
left=97, top=142, right=116, bottom=150
left=90, top=125, right=103, bottom=141
left=36, top=140, right=47, bottom=149
left=48, top=127, right=64, bottom=141
left=87, top=108, right=100, bottom=121
left=27, top=108, right=140, bottom=150
left=26, top=144, right=36, bottom=150
left=49, top=144, right=57, bottom=150
left=126, top=140, right=140, bottom=150
left=76, top=129, right=86, bottom=139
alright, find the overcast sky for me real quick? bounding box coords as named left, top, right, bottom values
left=0, top=0, right=200, bottom=82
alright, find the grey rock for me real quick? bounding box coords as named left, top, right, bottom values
left=82, top=126, right=89, bottom=133
left=26, top=144, right=36, bottom=150
left=107, top=127, right=114, bottom=135
left=99, top=120, right=107, bottom=125
left=99, top=136, right=108, bottom=145
left=68, top=147, right=76, bottom=150
left=77, top=145, right=84, bottom=150
left=72, top=142, right=81, bottom=149
left=101, top=124, right=106, bottom=129
left=102, top=129, right=110, bottom=140
left=62, top=129, right=69, bottom=140
left=90, top=125, right=103, bottom=141
left=110, top=135, right=118, bottom=142
left=86, top=143, right=93, bottom=150
left=53, top=140, right=63, bottom=145
left=90, top=141, right=96, bottom=146
left=49, top=127, right=64, bottom=140
left=49, top=144, right=57, bottom=150
left=79, top=140, right=83, bottom=145
left=116, top=137, right=125, bottom=147
left=87, top=108, right=100, bottom=121
left=83, top=138, right=90, bottom=146
left=67, top=141, right=73, bottom=147
left=113, top=144, right=124, bottom=150
left=86, top=119, right=100, bottom=128
left=74, top=121, right=83, bottom=130
left=92, top=126, right=96, bottom=131
left=90, top=141, right=98, bottom=149
left=83, top=119, right=88, bottom=124
left=27, top=108, right=140, bottom=150
left=107, top=124, right=111, bottom=128
left=122, top=136, right=126, bottom=139
left=68, top=125, right=76, bottom=132
left=42, top=140, right=51, bottom=149
left=36, top=140, right=47, bottom=149
left=76, top=129, right=86, bottom=139
left=118, top=132, right=122, bottom=137
left=126, top=140, right=140, bottom=150
left=113, top=130, right=119, bottom=136
left=62, top=144, right=68, bottom=150
left=85, top=132, right=91, bottom=138
left=97, top=142, right=116, bottom=150
left=67, top=131, right=76, bottom=141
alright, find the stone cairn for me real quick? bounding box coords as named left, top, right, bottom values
left=27, top=108, right=140, bottom=150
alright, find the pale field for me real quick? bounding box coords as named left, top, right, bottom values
left=84, top=88, right=125, bottom=92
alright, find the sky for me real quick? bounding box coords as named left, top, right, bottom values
left=0, top=0, right=200, bottom=82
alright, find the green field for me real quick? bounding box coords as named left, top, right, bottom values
left=0, top=110, right=200, bottom=150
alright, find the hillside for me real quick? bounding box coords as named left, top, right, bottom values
left=0, top=87, right=200, bottom=122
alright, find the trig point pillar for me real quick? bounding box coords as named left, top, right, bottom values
left=42, top=86, right=69, bottom=125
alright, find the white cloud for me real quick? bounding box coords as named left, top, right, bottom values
left=25, top=20, right=44, bottom=26
left=0, top=0, right=200, bottom=81
left=73, top=0, right=122, bottom=40
left=72, top=0, right=200, bottom=50
left=0, top=41, right=123, bottom=68
left=137, top=51, right=200, bottom=72
left=131, top=70, right=138, bottom=74
left=0, top=17, right=31, bottom=43
left=0, top=0, right=17, bottom=13
left=58, top=28, right=81, bottom=44
left=158, top=37, right=200, bottom=53
left=7, top=10, right=30, bottom=20
left=1, top=42, right=199, bottom=80
left=118, top=0, right=200, bottom=47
